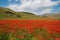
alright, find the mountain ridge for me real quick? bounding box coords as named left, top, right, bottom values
left=0, top=7, right=41, bottom=20
left=0, top=7, right=60, bottom=20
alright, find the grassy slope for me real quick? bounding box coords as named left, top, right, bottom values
left=0, top=7, right=17, bottom=19
left=0, top=7, right=60, bottom=20
left=0, top=7, right=40, bottom=20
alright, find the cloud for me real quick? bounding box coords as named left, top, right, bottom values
left=40, top=8, right=53, bottom=14
left=7, top=0, right=59, bottom=15
left=57, top=0, right=60, bottom=3
left=8, top=0, right=18, bottom=2
left=7, top=4, right=19, bottom=11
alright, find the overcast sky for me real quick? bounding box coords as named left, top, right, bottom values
left=0, top=0, right=60, bottom=15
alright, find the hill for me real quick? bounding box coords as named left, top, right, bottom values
left=0, top=7, right=60, bottom=20
left=0, top=7, right=40, bottom=20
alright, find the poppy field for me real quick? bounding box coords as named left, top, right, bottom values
left=0, top=20, right=60, bottom=40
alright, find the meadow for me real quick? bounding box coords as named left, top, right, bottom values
left=0, top=20, right=60, bottom=40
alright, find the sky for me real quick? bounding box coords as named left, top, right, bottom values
left=0, top=0, right=60, bottom=15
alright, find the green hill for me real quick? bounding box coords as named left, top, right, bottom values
left=0, top=7, right=60, bottom=20
left=0, top=7, right=40, bottom=20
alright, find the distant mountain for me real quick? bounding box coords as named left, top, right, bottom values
left=0, top=7, right=40, bottom=20
left=41, top=13, right=60, bottom=20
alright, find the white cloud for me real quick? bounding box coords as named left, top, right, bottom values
left=7, top=4, right=19, bottom=11
left=8, top=0, right=18, bottom=2
left=40, top=8, right=53, bottom=14
left=20, top=0, right=29, bottom=4
left=7, top=0, right=59, bottom=15
left=19, top=0, right=58, bottom=9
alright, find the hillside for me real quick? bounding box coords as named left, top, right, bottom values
left=0, top=7, right=40, bottom=20
left=0, top=7, right=60, bottom=20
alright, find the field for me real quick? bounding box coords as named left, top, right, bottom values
left=0, top=20, right=60, bottom=40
